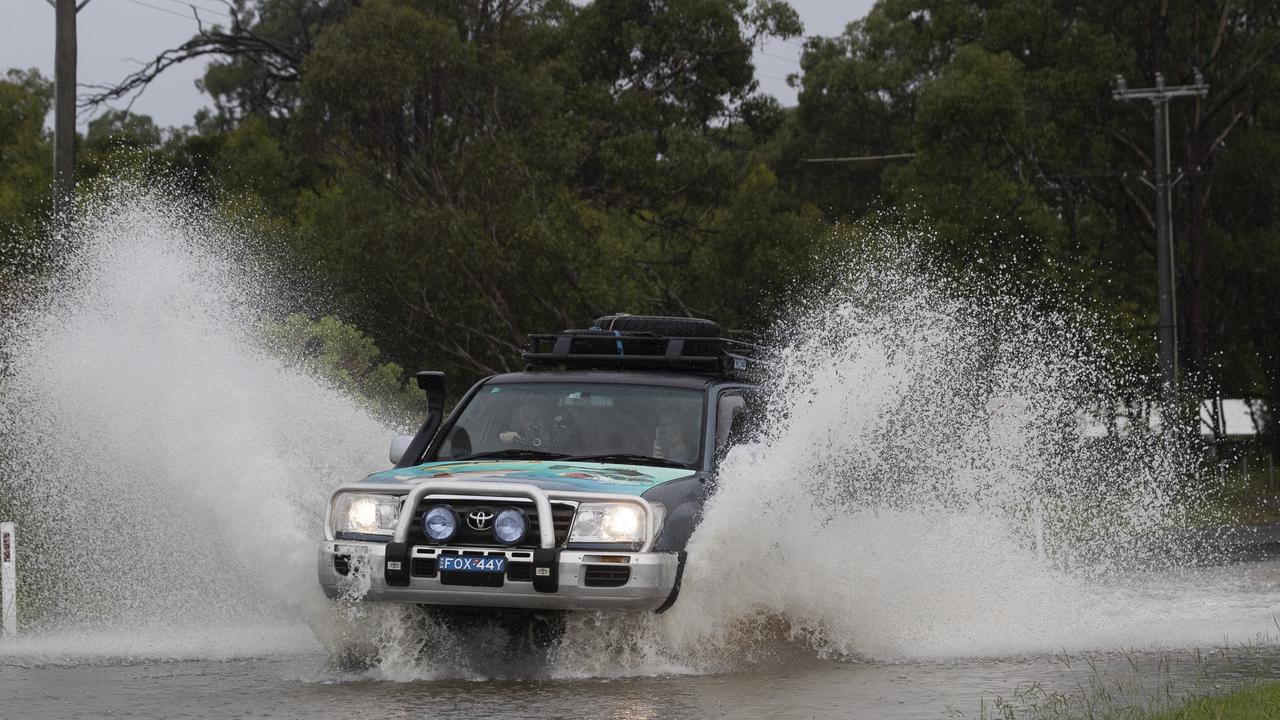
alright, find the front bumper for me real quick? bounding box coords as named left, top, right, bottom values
left=318, top=478, right=682, bottom=611
left=318, top=541, right=681, bottom=611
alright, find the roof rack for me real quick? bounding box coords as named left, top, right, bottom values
left=523, top=330, right=763, bottom=378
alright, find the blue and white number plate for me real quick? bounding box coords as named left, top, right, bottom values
left=439, top=556, right=506, bottom=573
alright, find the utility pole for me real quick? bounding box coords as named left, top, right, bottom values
left=1113, top=71, right=1208, bottom=408
left=48, top=0, right=92, bottom=217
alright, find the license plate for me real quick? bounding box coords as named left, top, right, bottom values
left=438, top=556, right=506, bottom=573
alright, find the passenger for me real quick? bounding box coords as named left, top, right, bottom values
left=653, top=410, right=695, bottom=464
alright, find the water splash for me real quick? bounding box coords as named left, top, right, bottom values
left=0, top=182, right=390, bottom=658
left=660, top=239, right=1264, bottom=663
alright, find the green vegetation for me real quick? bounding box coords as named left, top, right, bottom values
left=263, top=313, right=423, bottom=421
left=1147, top=683, right=1280, bottom=720
left=973, top=681, right=1280, bottom=720
left=963, top=649, right=1280, bottom=720
left=2, top=0, right=1279, bottom=454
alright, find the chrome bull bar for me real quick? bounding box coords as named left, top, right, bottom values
left=327, top=479, right=658, bottom=551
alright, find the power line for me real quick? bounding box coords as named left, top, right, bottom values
left=120, top=0, right=212, bottom=21
left=802, top=153, right=916, bottom=163
left=757, top=50, right=799, bottom=63
left=149, top=0, right=233, bottom=20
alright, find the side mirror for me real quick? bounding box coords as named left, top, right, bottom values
left=389, top=434, right=414, bottom=465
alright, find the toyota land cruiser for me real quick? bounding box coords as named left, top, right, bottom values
left=317, top=315, right=758, bottom=613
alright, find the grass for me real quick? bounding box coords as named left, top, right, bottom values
left=956, top=646, right=1280, bottom=720
left=1145, top=683, right=1280, bottom=719
left=1194, top=446, right=1280, bottom=526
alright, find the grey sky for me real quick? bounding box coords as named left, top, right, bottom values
left=755, top=0, right=875, bottom=105
left=1, top=0, right=874, bottom=130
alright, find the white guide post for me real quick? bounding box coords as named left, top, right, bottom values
left=1, top=522, right=16, bottom=637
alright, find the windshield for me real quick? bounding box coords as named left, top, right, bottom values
left=431, top=383, right=705, bottom=468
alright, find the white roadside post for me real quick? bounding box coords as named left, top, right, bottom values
left=1, top=522, right=16, bottom=637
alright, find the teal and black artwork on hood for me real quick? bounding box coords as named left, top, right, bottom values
left=362, top=460, right=696, bottom=496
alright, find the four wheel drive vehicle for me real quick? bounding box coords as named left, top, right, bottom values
left=318, top=315, right=760, bottom=613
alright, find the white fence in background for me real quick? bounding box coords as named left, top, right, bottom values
left=1, top=522, right=16, bottom=637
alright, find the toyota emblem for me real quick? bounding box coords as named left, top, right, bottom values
left=467, top=510, right=495, bottom=531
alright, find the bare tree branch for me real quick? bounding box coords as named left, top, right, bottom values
left=77, top=3, right=304, bottom=110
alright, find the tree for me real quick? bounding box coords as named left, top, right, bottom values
left=289, top=0, right=805, bottom=375
left=784, top=0, right=1280, bottom=418
left=264, top=313, right=422, bottom=419
left=0, top=69, right=54, bottom=285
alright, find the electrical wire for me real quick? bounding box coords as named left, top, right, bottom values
left=120, top=0, right=228, bottom=22
left=758, top=49, right=800, bottom=62
left=149, top=0, right=233, bottom=20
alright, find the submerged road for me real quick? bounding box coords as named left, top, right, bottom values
left=4, top=560, right=1280, bottom=720
left=4, top=647, right=1279, bottom=719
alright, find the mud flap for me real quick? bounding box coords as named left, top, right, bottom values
left=654, top=551, right=687, bottom=614
left=384, top=542, right=411, bottom=587
left=532, top=548, right=560, bottom=593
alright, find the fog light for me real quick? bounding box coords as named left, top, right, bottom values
left=423, top=505, right=458, bottom=542
left=493, top=508, right=528, bottom=545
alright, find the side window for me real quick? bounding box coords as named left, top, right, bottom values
left=715, top=390, right=755, bottom=453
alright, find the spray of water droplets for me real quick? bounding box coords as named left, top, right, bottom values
left=659, top=241, right=1227, bottom=663
left=0, top=182, right=390, bottom=659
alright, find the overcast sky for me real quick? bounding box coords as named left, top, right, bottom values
left=1, top=0, right=874, bottom=130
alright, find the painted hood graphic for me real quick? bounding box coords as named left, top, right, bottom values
left=361, top=460, right=696, bottom=496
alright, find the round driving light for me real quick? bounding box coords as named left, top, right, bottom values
left=422, top=505, right=459, bottom=542
left=493, top=508, right=528, bottom=545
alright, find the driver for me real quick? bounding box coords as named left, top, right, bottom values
left=499, top=394, right=574, bottom=449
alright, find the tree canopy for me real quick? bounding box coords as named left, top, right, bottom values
left=2, top=0, right=1278, bottom=443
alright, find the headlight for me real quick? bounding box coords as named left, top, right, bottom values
left=493, top=508, right=528, bottom=545
left=422, top=505, right=460, bottom=542
left=568, top=503, right=651, bottom=545
left=333, top=493, right=401, bottom=538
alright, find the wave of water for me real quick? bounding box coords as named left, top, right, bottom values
left=0, top=189, right=1275, bottom=677
left=0, top=184, right=389, bottom=660
left=557, top=247, right=1277, bottom=673
left=662, top=254, right=1269, bottom=662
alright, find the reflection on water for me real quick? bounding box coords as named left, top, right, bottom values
left=4, top=644, right=1280, bottom=720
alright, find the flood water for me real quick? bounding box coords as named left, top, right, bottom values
left=3, top=618, right=1279, bottom=719
left=3, top=187, right=1279, bottom=718
left=2, top=546, right=1277, bottom=718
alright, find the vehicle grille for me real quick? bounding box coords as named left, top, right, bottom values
left=333, top=555, right=351, bottom=576
left=409, top=498, right=576, bottom=548
left=583, top=565, right=630, bottom=588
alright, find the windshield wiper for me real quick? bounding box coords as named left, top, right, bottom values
left=568, top=453, right=689, bottom=469
left=455, top=449, right=571, bottom=461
